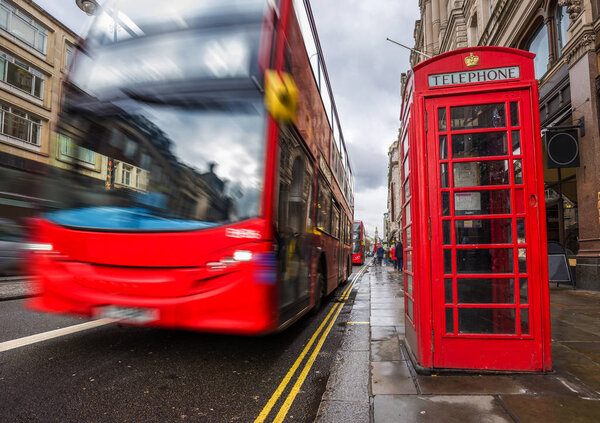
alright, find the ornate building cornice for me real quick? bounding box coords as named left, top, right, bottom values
left=562, top=27, right=595, bottom=67
left=558, top=0, right=583, bottom=21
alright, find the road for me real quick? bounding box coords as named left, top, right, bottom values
left=0, top=266, right=366, bottom=423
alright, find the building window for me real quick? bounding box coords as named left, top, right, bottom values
left=151, top=164, right=162, bottom=182
left=526, top=24, right=549, bottom=80
left=65, top=44, right=73, bottom=69
left=140, top=153, right=151, bottom=169
left=0, top=1, right=47, bottom=54
left=0, top=102, right=41, bottom=145
left=124, top=138, right=137, bottom=158
left=59, top=134, right=95, bottom=164
left=0, top=50, right=44, bottom=98
left=556, top=5, right=569, bottom=56
left=122, top=164, right=132, bottom=186
left=135, top=168, right=141, bottom=188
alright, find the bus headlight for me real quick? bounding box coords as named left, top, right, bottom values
left=233, top=250, right=252, bottom=262
left=206, top=250, right=254, bottom=271
left=23, top=243, right=53, bottom=251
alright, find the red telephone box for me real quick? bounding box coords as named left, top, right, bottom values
left=400, top=47, right=551, bottom=372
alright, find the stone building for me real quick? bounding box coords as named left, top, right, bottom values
left=410, top=0, right=600, bottom=290
left=387, top=136, right=401, bottom=245
left=0, top=0, right=78, bottom=219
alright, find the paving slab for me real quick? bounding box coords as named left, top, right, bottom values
left=551, top=319, right=600, bottom=342
left=416, top=374, right=530, bottom=395
left=370, top=316, right=403, bottom=326
left=371, top=361, right=417, bottom=395
left=370, top=298, right=402, bottom=305
left=370, top=309, right=404, bottom=318
left=314, top=400, right=370, bottom=423
left=370, top=302, right=403, bottom=310
left=371, top=326, right=397, bottom=341
left=552, top=342, right=600, bottom=393
left=511, top=374, right=589, bottom=397
left=371, top=337, right=404, bottom=362
left=561, top=341, right=600, bottom=364
left=373, top=395, right=513, bottom=423
left=500, top=395, right=600, bottom=423
left=550, top=288, right=600, bottom=306
left=558, top=313, right=600, bottom=337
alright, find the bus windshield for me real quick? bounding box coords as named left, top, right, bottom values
left=353, top=222, right=362, bottom=254
left=45, top=0, right=269, bottom=232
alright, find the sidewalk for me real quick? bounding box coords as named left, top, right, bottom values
left=315, top=261, right=600, bottom=423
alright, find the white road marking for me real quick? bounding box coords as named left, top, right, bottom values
left=0, top=318, right=115, bottom=353
left=558, top=377, right=580, bottom=394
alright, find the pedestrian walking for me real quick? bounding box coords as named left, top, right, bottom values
left=390, top=243, right=398, bottom=269
left=395, top=240, right=403, bottom=271
left=376, top=245, right=384, bottom=265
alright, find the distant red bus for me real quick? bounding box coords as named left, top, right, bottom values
left=352, top=221, right=365, bottom=265
left=27, top=0, right=354, bottom=334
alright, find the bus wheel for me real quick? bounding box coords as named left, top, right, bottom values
left=311, top=271, right=326, bottom=315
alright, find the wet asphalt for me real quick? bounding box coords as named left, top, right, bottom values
left=0, top=267, right=364, bottom=423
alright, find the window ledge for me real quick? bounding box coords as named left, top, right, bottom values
left=114, top=182, right=146, bottom=192
left=0, top=80, right=43, bottom=107
left=0, top=27, right=47, bottom=63
left=0, top=133, right=43, bottom=154
left=55, top=153, right=98, bottom=171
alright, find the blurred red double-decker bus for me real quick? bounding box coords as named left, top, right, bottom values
left=352, top=221, right=364, bottom=265
left=27, top=0, right=354, bottom=334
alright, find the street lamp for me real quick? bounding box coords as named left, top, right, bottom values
left=76, top=0, right=100, bottom=16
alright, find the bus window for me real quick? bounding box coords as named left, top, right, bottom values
left=277, top=128, right=313, bottom=312
left=317, top=176, right=331, bottom=233
left=332, top=203, right=340, bottom=239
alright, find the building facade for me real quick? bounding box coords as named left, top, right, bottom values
left=0, top=0, right=78, bottom=220
left=409, top=0, right=600, bottom=290
left=387, top=135, right=402, bottom=246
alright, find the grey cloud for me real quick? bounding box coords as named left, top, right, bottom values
left=347, top=141, right=389, bottom=192
left=311, top=0, right=419, bottom=232
left=312, top=3, right=417, bottom=156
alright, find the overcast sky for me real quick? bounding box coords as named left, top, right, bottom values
left=311, top=1, right=418, bottom=239
left=35, top=0, right=419, bottom=239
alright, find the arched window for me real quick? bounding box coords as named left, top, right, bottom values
left=556, top=4, right=569, bottom=56
left=526, top=24, right=549, bottom=80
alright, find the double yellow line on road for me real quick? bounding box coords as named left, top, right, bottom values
left=255, top=263, right=369, bottom=423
